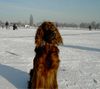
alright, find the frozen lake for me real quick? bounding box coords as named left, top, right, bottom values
left=0, top=27, right=100, bottom=89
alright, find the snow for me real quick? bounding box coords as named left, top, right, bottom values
left=0, top=27, right=100, bottom=89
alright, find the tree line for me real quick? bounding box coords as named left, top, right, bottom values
left=0, top=20, right=100, bottom=29
left=0, top=15, right=100, bottom=29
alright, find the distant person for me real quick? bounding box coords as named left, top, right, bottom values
left=5, top=21, right=9, bottom=29
left=13, top=24, right=17, bottom=30
left=89, top=25, right=91, bottom=31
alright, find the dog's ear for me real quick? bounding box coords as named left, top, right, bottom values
left=35, top=26, right=44, bottom=47
left=43, top=22, right=63, bottom=45
left=47, top=22, right=63, bottom=45
left=54, top=27, right=63, bottom=45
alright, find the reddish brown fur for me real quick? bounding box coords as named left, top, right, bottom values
left=35, top=21, right=63, bottom=47
left=28, top=21, right=63, bottom=89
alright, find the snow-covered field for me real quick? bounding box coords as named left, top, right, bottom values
left=0, top=27, right=100, bottom=89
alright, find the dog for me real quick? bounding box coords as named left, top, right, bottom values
left=28, top=21, right=63, bottom=89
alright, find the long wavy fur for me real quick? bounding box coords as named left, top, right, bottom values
left=28, top=21, right=63, bottom=89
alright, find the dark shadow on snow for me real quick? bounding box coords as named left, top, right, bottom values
left=62, top=45, right=100, bottom=52
left=0, top=64, right=29, bottom=89
left=6, top=51, right=19, bottom=56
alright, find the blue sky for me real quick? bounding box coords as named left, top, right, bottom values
left=0, top=0, right=100, bottom=24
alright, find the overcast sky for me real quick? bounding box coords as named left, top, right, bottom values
left=0, top=0, right=100, bottom=23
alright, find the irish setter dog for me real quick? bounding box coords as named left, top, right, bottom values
left=28, top=21, right=63, bottom=89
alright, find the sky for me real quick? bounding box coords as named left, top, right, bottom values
left=0, top=0, right=100, bottom=24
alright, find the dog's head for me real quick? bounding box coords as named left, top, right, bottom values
left=35, top=21, right=63, bottom=47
